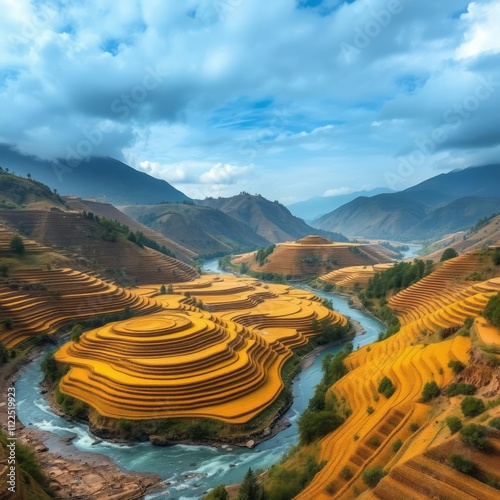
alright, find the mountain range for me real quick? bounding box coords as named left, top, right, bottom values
left=200, top=193, right=347, bottom=243
left=313, top=165, right=500, bottom=240
left=287, top=187, right=394, bottom=221
left=0, top=145, right=189, bottom=206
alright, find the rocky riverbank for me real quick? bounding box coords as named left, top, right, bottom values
left=1, top=348, right=161, bottom=499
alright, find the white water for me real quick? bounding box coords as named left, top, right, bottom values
left=15, top=259, right=384, bottom=499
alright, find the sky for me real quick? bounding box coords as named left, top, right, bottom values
left=1, top=0, right=499, bottom=203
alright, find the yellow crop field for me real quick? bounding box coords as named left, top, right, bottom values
left=295, top=252, right=500, bottom=498
left=54, top=275, right=346, bottom=422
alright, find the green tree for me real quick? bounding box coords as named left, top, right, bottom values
left=70, top=324, right=83, bottom=342
left=450, top=454, right=477, bottom=476
left=203, top=485, right=228, bottom=500
left=0, top=341, right=8, bottom=365
left=484, top=292, right=500, bottom=328
left=10, top=235, right=25, bottom=255
left=362, top=466, right=386, bottom=488
left=461, top=396, right=485, bottom=417
left=421, top=381, right=440, bottom=402
left=446, top=383, right=476, bottom=397
left=378, top=376, right=395, bottom=398
left=460, top=424, right=490, bottom=450
left=159, top=284, right=166, bottom=294
left=238, top=468, right=265, bottom=500
left=445, top=416, right=463, bottom=434
left=298, top=409, right=344, bottom=444
left=447, top=360, right=465, bottom=374
left=440, top=248, right=458, bottom=261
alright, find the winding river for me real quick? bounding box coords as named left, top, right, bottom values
left=15, top=259, right=385, bottom=499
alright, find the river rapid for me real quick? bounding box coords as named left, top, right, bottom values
left=15, top=259, right=385, bottom=499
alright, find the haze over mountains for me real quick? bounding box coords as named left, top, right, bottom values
left=287, top=187, right=394, bottom=222
left=1, top=144, right=499, bottom=246
left=0, top=145, right=189, bottom=206
left=200, top=193, right=347, bottom=243
left=313, top=165, right=500, bottom=241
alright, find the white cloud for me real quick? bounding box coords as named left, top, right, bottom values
left=200, top=163, right=252, bottom=184
left=322, top=186, right=352, bottom=197
left=456, top=1, right=500, bottom=60
left=0, top=0, right=498, bottom=201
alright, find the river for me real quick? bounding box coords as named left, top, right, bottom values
left=15, top=259, right=384, bottom=499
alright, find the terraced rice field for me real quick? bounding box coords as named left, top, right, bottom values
left=372, top=430, right=500, bottom=499
left=320, top=263, right=394, bottom=289
left=241, top=235, right=393, bottom=276
left=296, top=252, right=500, bottom=499
left=0, top=210, right=198, bottom=284
left=55, top=275, right=346, bottom=422
left=0, top=268, right=161, bottom=347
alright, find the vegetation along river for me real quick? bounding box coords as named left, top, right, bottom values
left=15, top=259, right=385, bottom=499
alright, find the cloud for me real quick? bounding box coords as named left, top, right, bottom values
left=322, top=186, right=352, bottom=197
left=199, top=163, right=253, bottom=184
left=0, top=0, right=498, bottom=202
left=456, top=1, right=500, bottom=60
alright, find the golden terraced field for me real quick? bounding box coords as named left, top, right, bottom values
left=55, top=275, right=347, bottom=423
left=297, top=251, right=500, bottom=499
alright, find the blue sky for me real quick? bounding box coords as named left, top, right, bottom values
left=0, top=0, right=499, bottom=203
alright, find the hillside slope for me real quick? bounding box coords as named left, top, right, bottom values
left=420, top=213, right=500, bottom=261
left=122, top=203, right=269, bottom=256
left=0, top=210, right=197, bottom=285
left=287, top=187, right=394, bottom=221
left=201, top=193, right=347, bottom=243
left=66, top=199, right=196, bottom=263
left=0, top=145, right=190, bottom=205
left=314, top=165, right=500, bottom=240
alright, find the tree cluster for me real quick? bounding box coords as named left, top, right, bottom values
left=363, top=259, right=433, bottom=299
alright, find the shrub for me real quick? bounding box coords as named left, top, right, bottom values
left=446, top=383, right=477, bottom=397
left=339, top=466, right=353, bottom=480
left=353, top=434, right=359, bottom=441
left=298, top=409, right=344, bottom=444
left=440, top=248, right=458, bottom=262
left=10, top=235, right=25, bottom=255
left=445, top=416, right=463, bottom=434
left=461, top=396, right=486, bottom=417
left=325, top=481, right=336, bottom=494
left=450, top=454, right=477, bottom=476
left=70, top=324, right=83, bottom=342
left=421, top=381, right=440, bottom=402
left=238, top=468, right=265, bottom=500
left=378, top=376, right=395, bottom=398
left=460, top=424, right=490, bottom=450
left=362, top=466, right=386, bottom=488
left=488, top=417, right=500, bottom=429
left=391, top=439, right=403, bottom=452
left=203, top=485, right=228, bottom=500
left=366, top=405, right=374, bottom=414
left=409, top=422, right=420, bottom=432
left=484, top=292, right=500, bottom=328
left=448, top=360, right=465, bottom=374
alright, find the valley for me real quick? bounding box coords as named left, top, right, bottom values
left=0, top=169, right=499, bottom=500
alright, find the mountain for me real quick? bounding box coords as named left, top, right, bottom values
left=200, top=193, right=347, bottom=243
left=0, top=144, right=190, bottom=206
left=0, top=169, right=67, bottom=210
left=313, top=165, right=500, bottom=240
left=65, top=199, right=197, bottom=263
left=287, top=187, right=394, bottom=221
left=122, top=203, right=269, bottom=257
left=419, top=212, right=500, bottom=260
